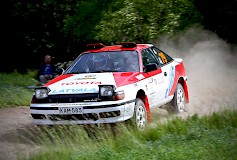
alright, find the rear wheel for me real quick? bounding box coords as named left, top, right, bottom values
left=126, top=98, right=147, bottom=131
left=170, top=83, right=186, bottom=113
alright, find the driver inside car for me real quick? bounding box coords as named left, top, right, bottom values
left=88, top=54, right=114, bottom=72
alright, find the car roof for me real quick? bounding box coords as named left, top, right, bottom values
left=85, top=42, right=153, bottom=53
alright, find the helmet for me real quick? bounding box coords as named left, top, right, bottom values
left=93, top=54, right=106, bottom=63
left=92, top=54, right=108, bottom=70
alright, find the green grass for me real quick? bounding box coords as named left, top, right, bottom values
left=0, top=71, right=38, bottom=108
left=24, top=110, right=237, bottom=160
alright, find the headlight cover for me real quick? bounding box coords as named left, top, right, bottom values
left=99, top=85, right=124, bottom=101
left=99, top=85, right=114, bottom=97
left=35, top=87, right=50, bottom=99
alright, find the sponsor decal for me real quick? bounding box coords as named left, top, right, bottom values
left=158, top=52, right=168, bottom=63
left=124, top=104, right=134, bottom=116
left=75, top=75, right=96, bottom=80
left=51, top=103, right=91, bottom=106
left=158, top=80, right=165, bottom=85
left=165, top=66, right=175, bottom=97
left=61, top=81, right=101, bottom=85
left=76, top=77, right=96, bottom=80
left=85, top=75, right=96, bottom=78
left=51, top=88, right=96, bottom=93
left=83, top=99, right=98, bottom=102
left=135, top=74, right=145, bottom=80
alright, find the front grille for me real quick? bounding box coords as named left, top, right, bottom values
left=31, top=114, right=46, bottom=119
left=48, top=113, right=99, bottom=121
left=32, top=93, right=99, bottom=103
left=47, top=110, right=120, bottom=121
left=48, top=94, right=99, bottom=103
left=99, top=111, right=120, bottom=118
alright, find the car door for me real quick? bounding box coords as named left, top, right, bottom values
left=151, top=47, right=175, bottom=101
left=141, top=48, right=164, bottom=108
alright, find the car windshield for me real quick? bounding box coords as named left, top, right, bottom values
left=65, top=51, right=140, bottom=74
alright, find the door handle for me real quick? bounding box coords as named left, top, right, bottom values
left=164, top=72, right=167, bottom=76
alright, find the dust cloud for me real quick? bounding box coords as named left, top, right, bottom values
left=154, top=26, right=237, bottom=117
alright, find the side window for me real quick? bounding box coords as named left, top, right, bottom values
left=142, top=49, right=160, bottom=67
left=152, top=47, right=173, bottom=65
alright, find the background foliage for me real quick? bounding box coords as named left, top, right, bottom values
left=5, top=0, right=237, bottom=73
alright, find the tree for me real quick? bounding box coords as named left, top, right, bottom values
left=194, top=0, right=237, bottom=44
left=94, top=0, right=202, bottom=44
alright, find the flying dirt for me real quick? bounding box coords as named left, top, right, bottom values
left=155, top=26, right=237, bottom=117
left=0, top=26, right=237, bottom=160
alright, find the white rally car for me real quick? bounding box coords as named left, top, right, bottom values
left=30, top=42, right=189, bottom=130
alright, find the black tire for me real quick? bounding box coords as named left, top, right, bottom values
left=126, top=98, right=147, bottom=131
left=170, top=83, right=186, bottom=113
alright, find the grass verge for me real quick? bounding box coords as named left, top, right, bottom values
left=24, top=109, right=237, bottom=160
left=0, top=71, right=37, bottom=108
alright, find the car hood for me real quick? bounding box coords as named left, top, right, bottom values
left=45, top=72, right=142, bottom=95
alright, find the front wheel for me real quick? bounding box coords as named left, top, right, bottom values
left=126, top=98, right=147, bottom=131
left=170, top=83, right=186, bottom=113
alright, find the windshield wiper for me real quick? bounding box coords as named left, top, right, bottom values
left=94, top=70, right=118, bottom=73
left=65, top=71, right=88, bottom=74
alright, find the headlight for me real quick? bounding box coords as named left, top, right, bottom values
left=99, top=85, right=114, bottom=97
left=99, top=85, right=124, bottom=101
left=35, top=87, right=49, bottom=99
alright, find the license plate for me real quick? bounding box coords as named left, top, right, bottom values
left=59, top=107, right=83, bottom=114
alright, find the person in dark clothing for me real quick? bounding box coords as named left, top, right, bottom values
left=38, top=55, right=58, bottom=85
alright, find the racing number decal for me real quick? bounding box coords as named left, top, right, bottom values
left=158, top=52, right=168, bottom=64
left=165, top=66, right=175, bottom=97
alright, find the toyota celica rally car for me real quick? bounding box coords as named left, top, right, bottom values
left=30, top=42, right=189, bottom=130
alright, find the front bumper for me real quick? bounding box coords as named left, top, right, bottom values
left=30, top=100, right=135, bottom=125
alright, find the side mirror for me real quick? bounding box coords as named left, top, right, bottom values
left=144, top=63, right=158, bottom=72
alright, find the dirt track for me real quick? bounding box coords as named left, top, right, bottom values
left=0, top=28, right=237, bottom=160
